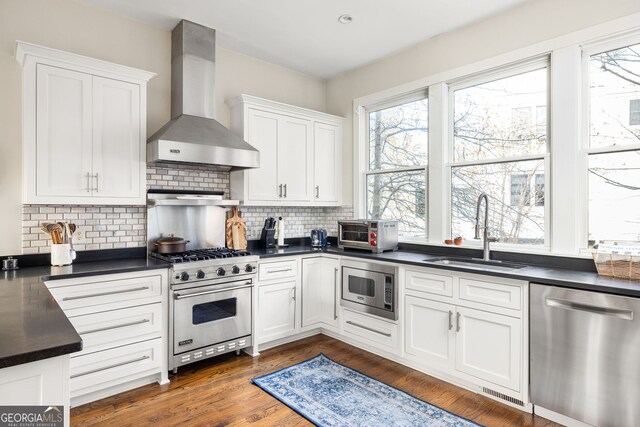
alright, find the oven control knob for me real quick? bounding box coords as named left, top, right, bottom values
left=180, top=272, right=190, bottom=281
left=370, top=240, right=377, bottom=246
left=232, top=265, right=240, bottom=274
left=196, top=270, right=205, bottom=279
left=244, top=264, right=254, bottom=273
left=216, top=267, right=226, bottom=276
left=370, top=232, right=377, bottom=239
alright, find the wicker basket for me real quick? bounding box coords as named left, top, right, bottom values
left=592, top=252, right=640, bottom=279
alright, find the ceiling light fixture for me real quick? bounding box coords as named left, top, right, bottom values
left=338, top=14, right=353, bottom=24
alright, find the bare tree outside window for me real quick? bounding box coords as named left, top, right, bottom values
left=588, top=42, right=640, bottom=245
left=367, top=98, right=428, bottom=238
left=451, top=67, right=548, bottom=245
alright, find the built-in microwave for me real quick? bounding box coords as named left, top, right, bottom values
left=338, top=220, right=398, bottom=253
left=341, top=259, right=397, bottom=320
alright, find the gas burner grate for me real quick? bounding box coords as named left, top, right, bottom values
left=150, top=248, right=252, bottom=263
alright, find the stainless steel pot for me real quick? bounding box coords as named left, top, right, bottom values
left=154, top=236, right=190, bottom=254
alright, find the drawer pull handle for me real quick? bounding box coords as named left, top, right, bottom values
left=267, top=268, right=293, bottom=274
left=62, top=286, right=150, bottom=301
left=71, top=355, right=150, bottom=379
left=346, top=320, right=391, bottom=337
left=78, top=318, right=150, bottom=335
left=546, top=298, right=634, bottom=320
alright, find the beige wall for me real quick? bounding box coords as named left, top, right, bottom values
left=325, top=0, right=640, bottom=205
left=0, top=0, right=325, bottom=256
left=215, top=46, right=325, bottom=126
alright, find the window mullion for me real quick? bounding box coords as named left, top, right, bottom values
left=551, top=45, right=582, bottom=254
left=428, top=82, right=448, bottom=244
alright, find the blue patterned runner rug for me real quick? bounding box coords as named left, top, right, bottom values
left=252, top=353, right=483, bottom=427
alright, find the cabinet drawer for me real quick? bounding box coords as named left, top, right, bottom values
left=342, top=309, right=398, bottom=351
left=405, top=269, right=453, bottom=297
left=70, top=338, right=162, bottom=396
left=459, top=278, right=521, bottom=311
left=259, top=259, right=298, bottom=282
left=69, top=304, right=163, bottom=357
left=48, top=274, right=162, bottom=311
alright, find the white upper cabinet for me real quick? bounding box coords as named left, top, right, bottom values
left=92, top=76, right=142, bottom=198
left=228, top=95, right=343, bottom=206
left=35, top=65, right=93, bottom=198
left=313, top=122, right=341, bottom=203
left=16, top=42, right=154, bottom=205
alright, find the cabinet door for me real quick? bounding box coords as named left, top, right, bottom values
left=455, top=306, right=521, bottom=391
left=278, top=115, right=312, bottom=201
left=404, top=296, right=455, bottom=371
left=246, top=108, right=280, bottom=201
left=92, top=76, right=141, bottom=198
left=313, top=122, right=340, bottom=203
left=36, top=64, right=93, bottom=198
left=302, top=257, right=340, bottom=329
left=257, top=281, right=296, bottom=344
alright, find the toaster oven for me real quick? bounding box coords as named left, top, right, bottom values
left=338, top=220, right=398, bottom=253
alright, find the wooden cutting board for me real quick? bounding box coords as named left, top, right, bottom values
left=225, top=207, right=247, bottom=250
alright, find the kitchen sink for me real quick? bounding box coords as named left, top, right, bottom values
left=422, top=257, right=526, bottom=272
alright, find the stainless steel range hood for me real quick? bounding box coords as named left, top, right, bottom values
left=147, top=20, right=259, bottom=171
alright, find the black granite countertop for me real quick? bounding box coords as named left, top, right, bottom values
left=0, top=256, right=169, bottom=369
left=252, top=245, right=640, bottom=298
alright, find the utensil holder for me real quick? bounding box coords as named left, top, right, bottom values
left=51, top=243, right=76, bottom=266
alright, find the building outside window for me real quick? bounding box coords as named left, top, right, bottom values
left=450, top=65, right=548, bottom=245
left=366, top=97, right=428, bottom=239
left=587, top=41, right=640, bottom=245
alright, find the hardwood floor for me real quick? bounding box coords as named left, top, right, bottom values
left=71, top=335, right=560, bottom=426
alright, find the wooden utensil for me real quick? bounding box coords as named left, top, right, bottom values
left=225, top=207, right=247, bottom=250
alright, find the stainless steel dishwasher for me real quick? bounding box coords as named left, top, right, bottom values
left=531, top=284, right=640, bottom=427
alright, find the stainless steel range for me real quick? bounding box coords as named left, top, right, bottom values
left=153, top=249, right=258, bottom=373
left=147, top=191, right=258, bottom=373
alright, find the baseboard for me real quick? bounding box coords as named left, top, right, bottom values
left=256, top=329, right=323, bottom=352
left=534, top=406, right=595, bottom=427
left=71, top=373, right=163, bottom=407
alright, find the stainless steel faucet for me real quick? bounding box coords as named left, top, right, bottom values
left=474, top=193, right=498, bottom=261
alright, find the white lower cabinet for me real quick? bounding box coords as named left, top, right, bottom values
left=404, top=296, right=455, bottom=371
left=45, top=269, right=169, bottom=406
left=342, top=308, right=399, bottom=353
left=301, top=256, right=340, bottom=330
left=70, top=338, right=162, bottom=399
left=255, top=255, right=529, bottom=409
left=403, top=267, right=527, bottom=407
left=257, top=280, right=297, bottom=343
left=455, top=306, right=521, bottom=391
left=0, top=356, right=71, bottom=427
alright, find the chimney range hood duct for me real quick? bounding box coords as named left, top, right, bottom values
left=147, top=20, right=259, bottom=171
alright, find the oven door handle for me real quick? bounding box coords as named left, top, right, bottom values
left=173, top=282, right=252, bottom=300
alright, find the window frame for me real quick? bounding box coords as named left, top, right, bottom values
left=351, top=15, right=640, bottom=257
left=364, top=91, right=429, bottom=240
left=446, top=59, right=552, bottom=250
left=580, top=33, right=640, bottom=251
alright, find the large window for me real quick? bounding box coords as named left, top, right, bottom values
left=366, top=97, right=428, bottom=239
left=587, top=41, right=640, bottom=245
left=450, top=66, right=548, bottom=245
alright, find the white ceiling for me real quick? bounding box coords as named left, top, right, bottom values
left=82, top=0, right=529, bottom=79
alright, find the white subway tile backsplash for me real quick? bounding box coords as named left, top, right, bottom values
left=22, top=164, right=353, bottom=253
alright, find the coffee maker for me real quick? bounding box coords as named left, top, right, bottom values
left=310, top=229, right=328, bottom=247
